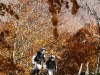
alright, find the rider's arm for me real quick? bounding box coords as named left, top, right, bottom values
left=32, top=53, right=37, bottom=64
left=54, top=61, right=57, bottom=70
left=43, top=55, right=46, bottom=63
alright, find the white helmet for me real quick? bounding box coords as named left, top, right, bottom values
left=40, top=47, right=45, bottom=54
left=40, top=47, right=45, bottom=51
left=50, top=55, right=55, bottom=59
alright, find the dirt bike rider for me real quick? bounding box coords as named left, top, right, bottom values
left=44, top=55, right=57, bottom=75
left=31, top=47, right=46, bottom=75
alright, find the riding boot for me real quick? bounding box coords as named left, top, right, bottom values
left=37, top=69, right=40, bottom=75
left=30, top=69, right=36, bottom=75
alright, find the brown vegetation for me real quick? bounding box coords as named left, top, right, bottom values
left=0, top=0, right=99, bottom=75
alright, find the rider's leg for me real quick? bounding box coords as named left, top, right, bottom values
left=37, top=64, right=42, bottom=70
left=36, top=69, right=40, bottom=75
left=30, top=68, right=36, bottom=75
left=48, top=69, right=53, bottom=75
left=37, top=64, right=42, bottom=74
left=30, top=62, right=37, bottom=75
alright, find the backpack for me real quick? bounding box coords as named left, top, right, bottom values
left=34, top=51, right=44, bottom=63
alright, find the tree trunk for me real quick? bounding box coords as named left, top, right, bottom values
left=78, top=63, right=83, bottom=75
left=85, top=62, right=89, bottom=75
left=96, top=49, right=100, bottom=74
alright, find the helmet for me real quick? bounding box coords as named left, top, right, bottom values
left=40, top=47, right=45, bottom=54
left=40, top=47, right=45, bottom=51
left=50, top=55, right=55, bottom=59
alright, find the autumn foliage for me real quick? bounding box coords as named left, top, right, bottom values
left=58, top=23, right=99, bottom=74
left=0, top=0, right=100, bottom=75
